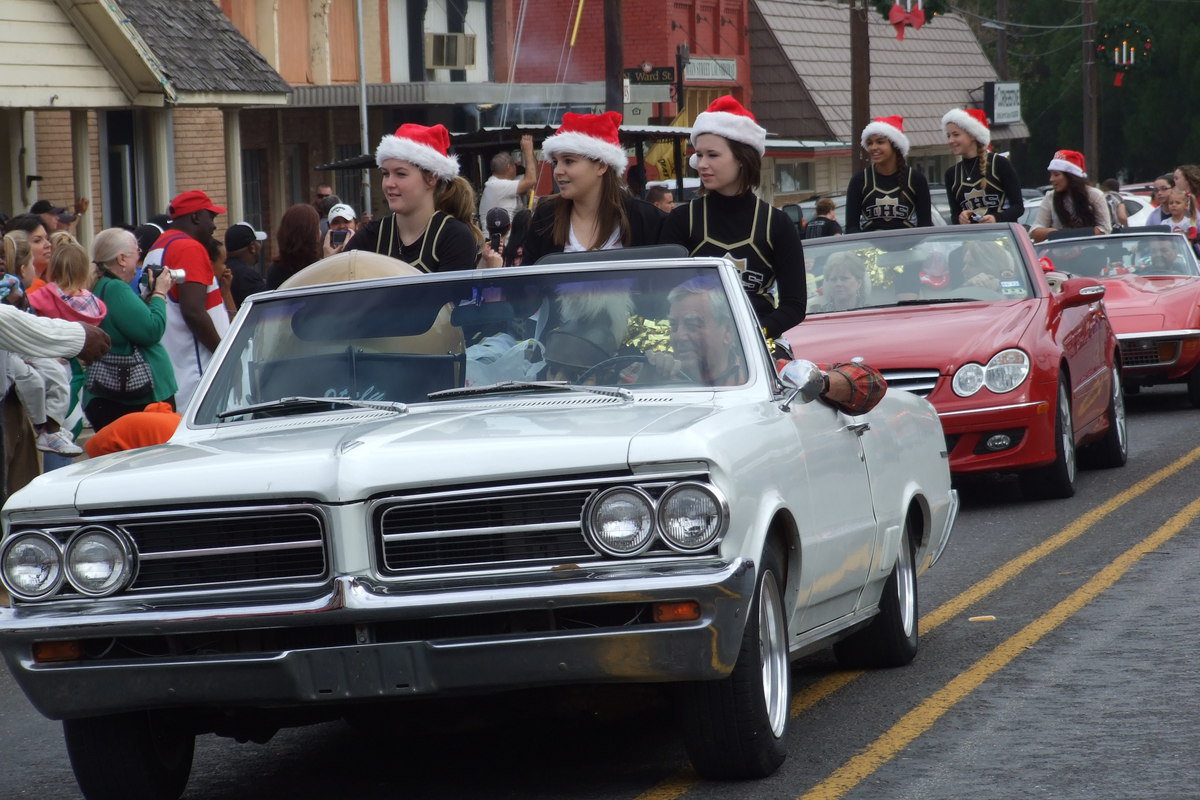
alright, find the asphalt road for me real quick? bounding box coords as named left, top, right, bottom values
left=3, top=386, right=1199, bottom=800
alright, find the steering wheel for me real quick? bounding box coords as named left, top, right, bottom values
left=576, top=354, right=648, bottom=385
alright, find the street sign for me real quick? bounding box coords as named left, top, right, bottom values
left=623, top=66, right=676, bottom=85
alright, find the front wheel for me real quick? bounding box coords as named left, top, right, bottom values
left=833, top=522, right=918, bottom=668
left=63, top=712, right=195, bottom=800
left=1020, top=376, right=1076, bottom=500
left=680, top=541, right=790, bottom=779
left=1081, top=364, right=1128, bottom=469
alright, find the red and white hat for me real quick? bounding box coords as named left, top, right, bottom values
left=542, top=111, right=627, bottom=176
left=689, top=95, right=767, bottom=155
left=860, top=115, right=911, bottom=158
left=1047, top=149, right=1087, bottom=179
left=375, top=123, right=459, bottom=181
left=942, top=108, right=991, bottom=148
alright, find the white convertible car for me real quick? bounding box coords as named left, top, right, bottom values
left=0, top=250, right=955, bottom=799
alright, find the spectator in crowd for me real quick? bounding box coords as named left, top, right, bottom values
left=84, top=228, right=177, bottom=431
left=1029, top=150, right=1111, bottom=242
left=344, top=123, right=483, bottom=272
left=479, top=134, right=539, bottom=223
left=224, top=221, right=268, bottom=305
left=265, top=204, right=322, bottom=289
left=942, top=108, right=1023, bottom=225
left=845, top=115, right=933, bottom=233
left=660, top=96, right=804, bottom=339
left=315, top=193, right=341, bottom=238
left=646, top=185, right=675, bottom=214
left=4, top=214, right=53, bottom=292
left=84, top=401, right=181, bottom=458
left=1146, top=173, right=1175, bottom=226
left=145, top=190, right=230, bottom=408
left=524, top=111, right=664, bottom=265
left=313, top=184, right=334, bottom=206
left=804, top=197, right=843, bottom=239
left=321, top=203, right=358, bottom=258
left=1101, top=178, right=1129, bottom=229
left=502, top=208, right=533, bottom=267
left=1163, top=189, right=1197, bottom=243
left=206, top=238, right=238, bottom=321
left=30, top=198, right=89, bottom=234
left=1174, top=165, right=1200, bottom=209
left=1, top=301, right=109, bottom=497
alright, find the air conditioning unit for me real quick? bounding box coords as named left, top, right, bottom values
left=425, top=33, right=476, bottom=70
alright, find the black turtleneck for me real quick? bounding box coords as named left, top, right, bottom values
left=660, top=191, right=807, bottom=337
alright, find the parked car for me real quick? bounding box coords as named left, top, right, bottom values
left=0, top=250, right=957, bottom=797
left=1020, top=192, right=1153, bottom=230
left=1035, top=229, right=1200, bottom=404
left=787, top=223, right=1127, bottom=499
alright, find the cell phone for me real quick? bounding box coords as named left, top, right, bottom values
left=330, top=229, right=349, bottom=247
left=490, top=232, right=502, bottom=252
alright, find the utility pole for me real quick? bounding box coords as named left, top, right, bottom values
left=604, top=0, right=623, bottom=113
left=850, top=0, right=870, bottom=173
left=1082, top=0, right=1099, bottom=177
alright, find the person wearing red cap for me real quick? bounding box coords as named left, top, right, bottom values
left=1029, top=150, right=1111, bottom=243
left=845, top=116, right=933, bottom=234
left=522, top=111, right=665, bottom=265
left=942, top=108, right=1023, bottom=225
left=144, top=189, right=230, bottom=408
left=659, top=95, right=806, bottom=339
left=343, top=123, right=483, bottom=272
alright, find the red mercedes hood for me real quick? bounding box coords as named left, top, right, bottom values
left=783, top=300, right=1039, bottom=372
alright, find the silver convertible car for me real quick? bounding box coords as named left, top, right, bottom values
left=0, top=251, right=956, bottom=798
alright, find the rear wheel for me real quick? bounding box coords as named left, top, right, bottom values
left=1020, top=377, right=1076, bottom=500
left=681, top=541, right=790, bottom=779
left=1187, top=367, right=1200, bottom=408
left=834, top=522, right=918, bottom=669
left=63, top=712, right=194, bottom=800
left=1081, top=364, right=1128, bottom=469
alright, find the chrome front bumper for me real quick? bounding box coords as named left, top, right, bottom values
left=0, top=559, right=755, bottom=720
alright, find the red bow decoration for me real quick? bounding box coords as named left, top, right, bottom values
left=1187, top=226, right=1198, bottom=241
left=889, top=3, right=926, bottom=40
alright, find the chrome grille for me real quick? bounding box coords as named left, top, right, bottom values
left=374, top=476, right=699, bottom=574
left=118, top=507, right=326, bottom=592
left=881, top=368, right=941, bottom=397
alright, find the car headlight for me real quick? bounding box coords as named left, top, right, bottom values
left=64, top=527, right=133, bottom=597
left=984, top=349, right=1030, bottom=393
left=586, top=487, right=656, bottom=556
left=657, top=483, right=727, bottom=552
left=952, top=363, right=986, bottom=397
left=1, top=532, right=65, bottom=601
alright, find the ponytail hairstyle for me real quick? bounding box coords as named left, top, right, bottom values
left=3, top=230, right=32, bottom=280
left=436, top=175, right=484, bottom=244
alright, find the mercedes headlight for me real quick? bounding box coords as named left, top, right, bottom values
left=586, top=488, right=656, bottom=556
left=657, top=483, right=727, bottom=552
left=65, top=527, right=133, bottom=597
left=952, top=363, right=986, bottom=397
left=984, top=349, right=1030, bottom=393
left=1, top=532, right=65, bottom=601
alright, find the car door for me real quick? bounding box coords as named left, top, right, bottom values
left=782, top=397, right=879, bottom=634
left=1055, top=290, right=1111, bottom=429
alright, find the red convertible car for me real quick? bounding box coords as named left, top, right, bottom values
left=785, top=223, right=1126, bottom=499
left=1035, top=230, right=1200, bottom=405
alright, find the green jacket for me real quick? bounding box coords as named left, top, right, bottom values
left=84, top=274, right=178, bottom=407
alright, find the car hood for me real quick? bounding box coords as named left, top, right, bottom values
left=17, top=400, right=724, bottom=510
left=1099, top=274, right=1199, bottom=332
left=787, top=301, right=1038, bottom=371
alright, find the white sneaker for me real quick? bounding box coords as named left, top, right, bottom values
left=36, top=430, right=83, bottom=456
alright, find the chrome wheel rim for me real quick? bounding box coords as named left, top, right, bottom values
left=1111, top=367, right=1127, bottom=454
left=897, top=537, right=915, bottom=637
left=1060, top=383, right=1075, bottom=484
left=758, top=570, right=789, bottom=737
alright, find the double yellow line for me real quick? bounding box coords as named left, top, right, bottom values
left=637, top=445, right=1200, bottom=800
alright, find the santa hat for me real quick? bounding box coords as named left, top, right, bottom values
left=375, top=123, right=459, bottom=181
left=1047, top=149, right=1087, bottom=179
left=860, top=115, right=911, bottom=158
left=690, top=95, right=767, bottom=155
left=942, top=108, right=991, bottom=148
left=542, top=111, right=627, bottom=176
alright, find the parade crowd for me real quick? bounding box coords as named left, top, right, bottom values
left=0, top=95, right=1190, bottom=496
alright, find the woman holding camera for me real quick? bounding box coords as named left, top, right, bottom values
left=83, top=227, right=178, bottom=432
left=942, top=108, right=1023, bottom=225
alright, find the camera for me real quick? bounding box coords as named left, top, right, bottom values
left=969, top=212, right=983, bottom=223
left=329, top=229, right=349, bottom=248
left=148, top=264, right=186, bottom=284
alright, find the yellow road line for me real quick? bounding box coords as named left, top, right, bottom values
left=800, top=494, right=1200, bottom=800
left=634, top=446, right=1200, bottom=800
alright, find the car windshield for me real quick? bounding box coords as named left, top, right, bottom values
left=802, top=228, right=1035, bottom=314
left=193, top=264, right=751, bottom=424
left=1036, top=234, right=1200, bottom=278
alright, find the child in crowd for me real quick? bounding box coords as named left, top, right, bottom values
left=2, top=231, right=83, bottom=455
left=1164, top=189, right=1197, bottom=239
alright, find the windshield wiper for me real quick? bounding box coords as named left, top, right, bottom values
left=428, top=380, right=633, bottom=401
left=216, top=396, right=408, bottom=420
left=896, top=297, right=981, bottom=306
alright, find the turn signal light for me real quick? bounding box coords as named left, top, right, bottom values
left=32, top=640, right=83, bottom=663
left=652, top=601, right=701, bottom=623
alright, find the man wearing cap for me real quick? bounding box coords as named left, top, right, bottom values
left=479, top=134, right=539, bottom=223
left=322, top=203, right=358, bottom=257
left=224, top=221, right=269, bottom=306
left=145, top=190, right=230, bottom=408
left=30, top=198, right=88, bottom=233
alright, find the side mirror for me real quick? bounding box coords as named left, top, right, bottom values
left=779, top=359, right=824, bottom=411
left=1056, top=277, right=1105, bottom=308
